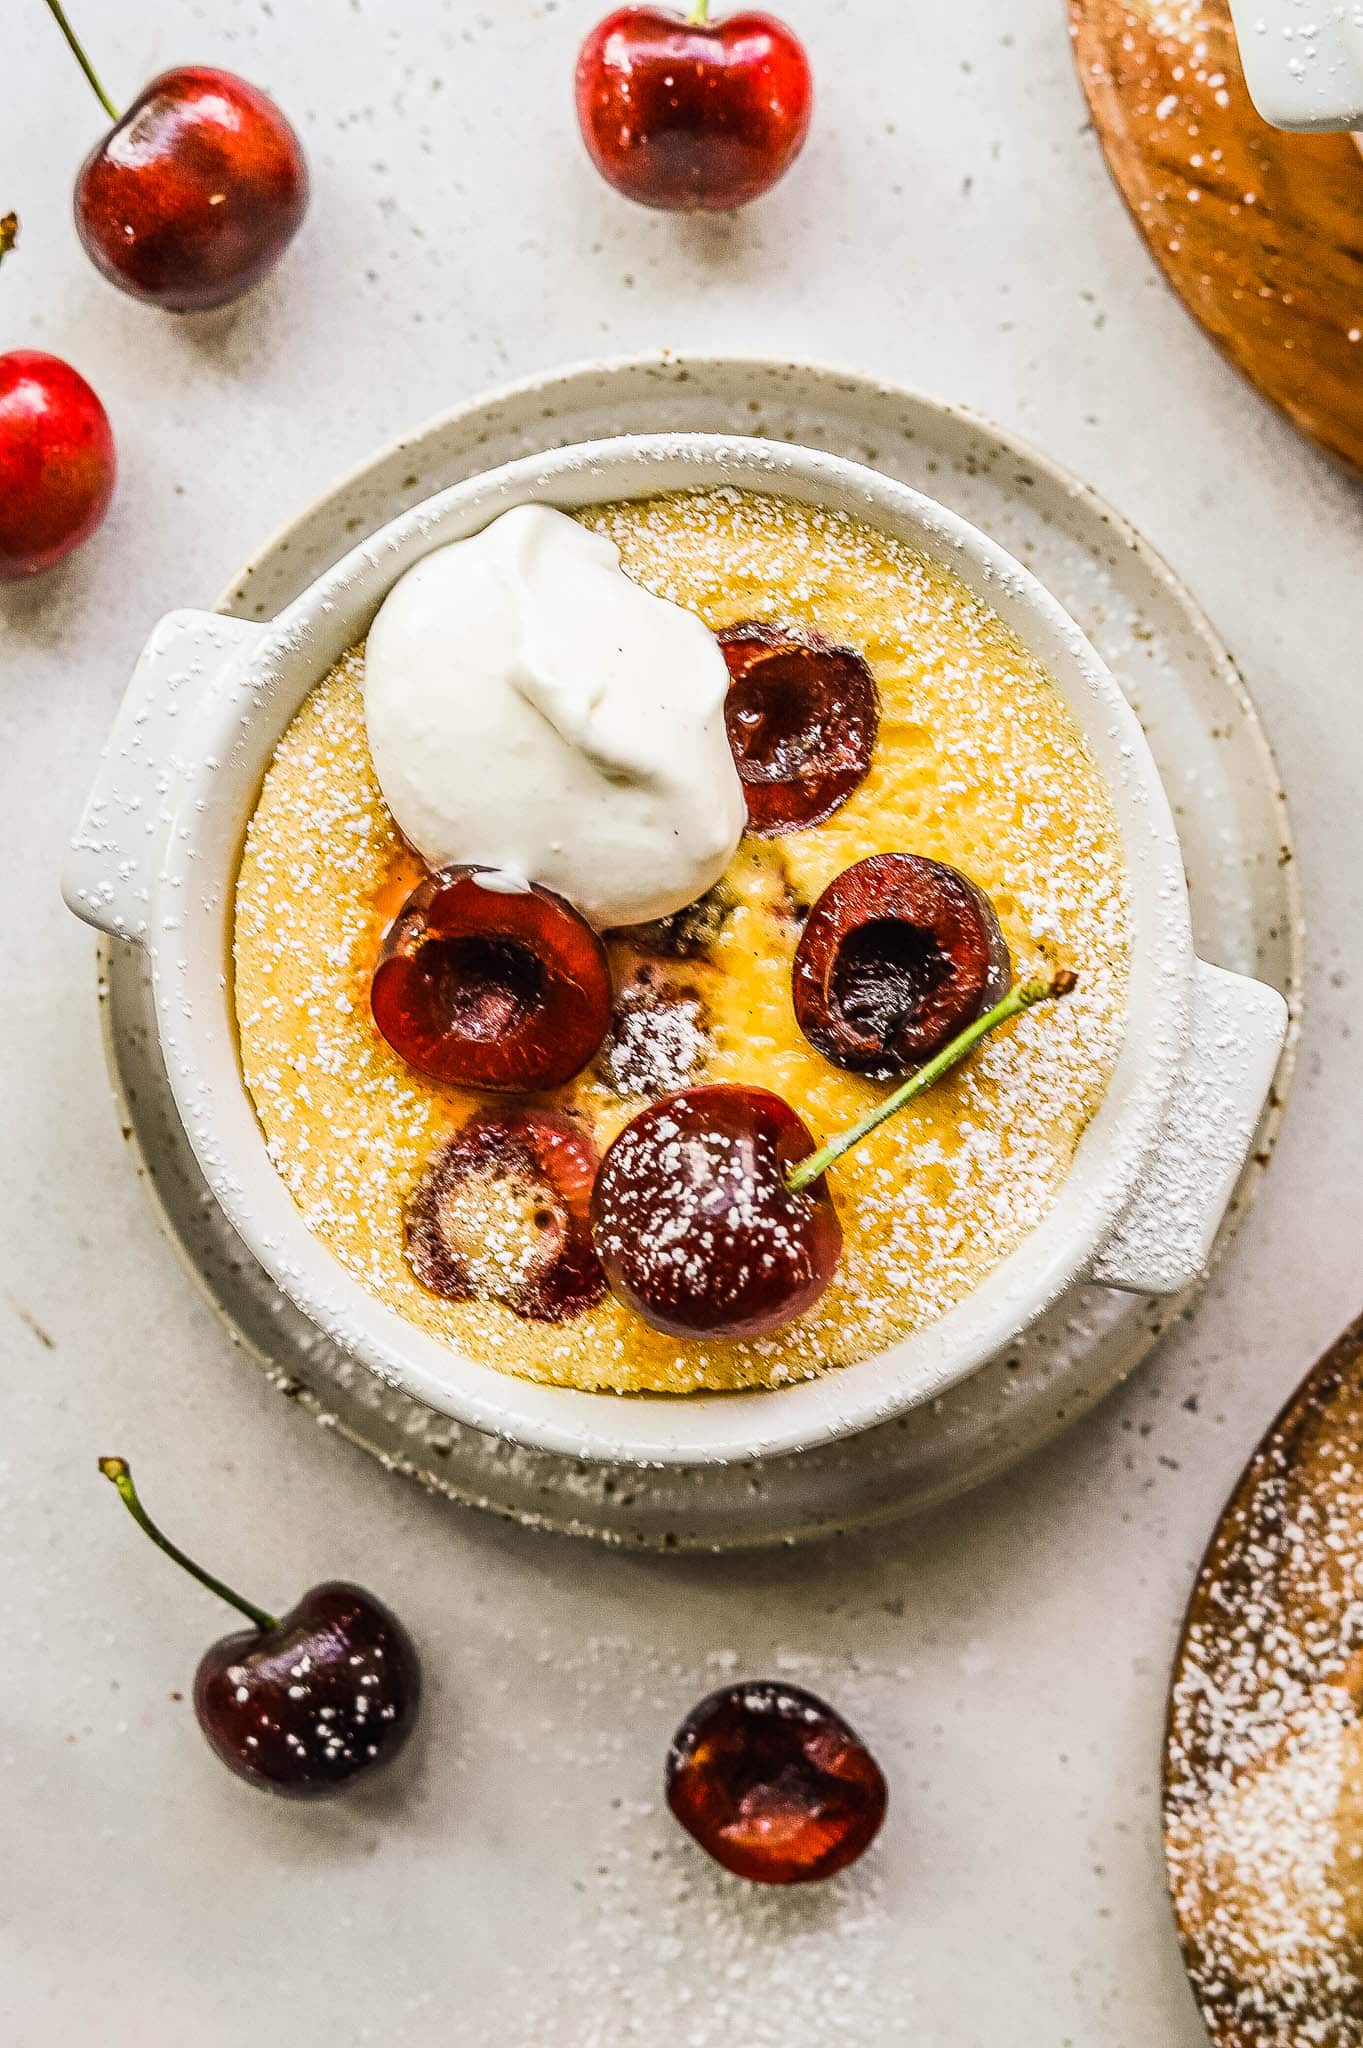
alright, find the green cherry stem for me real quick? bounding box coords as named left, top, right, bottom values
left=41, top=0, right=119, bottom=122
left=687, top=0, right=711, bottom=23
left=0, top=214, right=16, bottom=269
left=786, top=969, right=1079, bottom=1195
left=99, top=1457, right=280, bottom=1633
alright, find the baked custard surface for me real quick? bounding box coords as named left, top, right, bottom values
left=233, top=488, right=1130, bottom=1393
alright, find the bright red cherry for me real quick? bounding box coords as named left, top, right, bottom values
left=0, top=345, right=115, bottom=581
left=0, top=212, right=115, bottom=582
left=591, top=1086, right=842, bottom=1339
left=100, top=1459, right=420, bottom=1799
left=372, top=866, right=613, bottom=1094
left=667, top=1681, right=888, bottom=1883
left=717, top=620, right=879, bottom=836
left=793, top=854, right=1012, bottom=1075
left=575, top=4, right=813, bottom=212
left=42, top=5, right=306, bottom=311
left=406, top=1110, right=607, bottom=1321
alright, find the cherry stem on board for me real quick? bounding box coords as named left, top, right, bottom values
left=0, top=214, right=16, bottom=269
left=786, top=969, right=1079, bottom=1195
left=687, top=0, right=711, bottom=22
left=98, top=1457, right=281, bottom=1634
left=41, top=0, right=119, bottom=121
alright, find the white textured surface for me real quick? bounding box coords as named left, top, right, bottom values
left=3, top=2, right=1361, bottom=2043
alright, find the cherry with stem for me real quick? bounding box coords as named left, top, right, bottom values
left=0, top=209, right=116, bottom=580
left=592, top=969, right=1078, bottom=1341
left=99, top=1457, right=421, bottom=1798
left=42, top=0, right=308, bottom=312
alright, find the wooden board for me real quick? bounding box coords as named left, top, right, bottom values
left=1166, top=1312, right=1363, bottom=2044
left=1071, top=0, right=1363, bottom=473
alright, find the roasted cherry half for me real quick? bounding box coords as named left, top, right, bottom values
left=667, top=1681, right=888, bottom=1884
left=372, top=867, right=612, bottom=1093
left=591, top=1086, right=842, bottom=1339
left=406, top=1110, right=606, bottom=1322
left=717, top=621, right=879, bottom=836
left=100, top=1459, right=420, bottom=1799
left=793, top=853, right=1011, bottom=1075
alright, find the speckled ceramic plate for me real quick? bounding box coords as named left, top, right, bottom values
left=1165, top=1312, right=1363, bottom=2044
left=97, top=353, right=1303, bottom=1548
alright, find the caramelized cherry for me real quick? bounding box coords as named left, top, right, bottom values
left=590, top=1086, right=841, bottom=1339
left=406, top=1111, right=606, bottom=1322
left=793, top=853, right=1011, bottom=1075
left=616, top=878, right=738, bottom=960
left=100, top=1459, right=420, bottom=1799
left=372, top=867, right=612, bottom=1093
left=667, top=1681, right=887, bottom=1884
left=717, top=621, right=878, bottom=836
left=594, top=964, right=709, bottom=1100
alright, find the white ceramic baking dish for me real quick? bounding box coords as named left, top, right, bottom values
left=64, top=434, right=1288, bottom=1466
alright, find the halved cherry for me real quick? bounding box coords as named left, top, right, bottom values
left=371, top=866, right=611, bottom=1093
left=717, top=620, right=878, bottom=836
left=792, top=853, right=1011, bottom=1076
left=667, top=1681, right=888, bottom=1885
left=590, top=1086, right=843, bottom=1340
left=406, top=1110, right=606, bottom=1322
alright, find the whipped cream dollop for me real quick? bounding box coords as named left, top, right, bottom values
left=363, top=505, right=746, bottom=930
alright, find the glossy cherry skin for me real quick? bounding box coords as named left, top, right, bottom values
left=718, top=621, right=879, bottom=835
left=406, top=1109, right=607, bottom=1321
left=372, top=866, right=613, bottom=1093
left=793, top=854, right=1012, bottom=1076
left=0, top=352, right=115, bottom=580
left=667, top=1681, right=888, bottom=1883
left=575, top=8, right=812, bottom=212
left=591, top=1085, right=841, bottom=1339
left=75, top=67, right=308, bottom=312
left=193, top=1582, right=421, bottom=1798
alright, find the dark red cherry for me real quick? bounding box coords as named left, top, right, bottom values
left=793, top=854, right=1011, bottom=1076
left=594, top=964, right=710, bottom=1100
left=575, top=5, right=812, bottom=214
left=717, top=621, right=879, bottom=836
left=100, top=1459, right=420, bottom=1799
left=372, top=866, right=612, bottom=1093
left=405, top=1110, right=606, bottom=1322
left=591, top=1085, right=841, bottom=1339
left=194, top=1582, right=421, bottom=1799
left=72, top=65, right=308, bottom=312
left=667, top=1681, right=888, bottom=1884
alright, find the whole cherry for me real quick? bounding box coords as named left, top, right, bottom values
left=575, top=2, right=813, bottom=212
left=100, top=1458, right=420, bottom=1798
left=43, top=0, right=307, bottom=312
left=592, top=970, right=1077, bottom=1339
left=667, top=1681, right=887, bottom=1883
left=0, top=215, right=116, bottom=581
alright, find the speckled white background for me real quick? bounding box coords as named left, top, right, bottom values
left=4, top=3, right=1362, bottom=2042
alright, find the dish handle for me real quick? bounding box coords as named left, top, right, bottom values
left=1088, top=959, right=1289, bottom=1297
left=1227, top=0, right=1363, bottom=130
left=62, top=609, right=266, bottom=942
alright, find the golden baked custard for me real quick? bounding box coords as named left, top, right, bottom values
left=233, top=488, right=1130, bottom=1393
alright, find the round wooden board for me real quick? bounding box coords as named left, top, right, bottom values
left=1070, top=0, right=1363, bottom=473
left=1166, top=1312, right=1363, bottom=2043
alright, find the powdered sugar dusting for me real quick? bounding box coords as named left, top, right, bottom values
left=1165, top=1318, right=1363, bottom=2043
left=233, top=488, right=1130, bottom=1395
